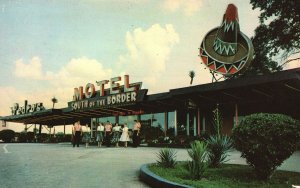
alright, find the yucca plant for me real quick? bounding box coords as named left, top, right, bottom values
left=206, top=105, right=233, bottom=168
left=156, top=148, right=177, bottom=168
left=206, top=134, right=233, bottom=168
left=187, top=141, right=208, bottom=179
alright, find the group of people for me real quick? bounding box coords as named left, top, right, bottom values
left=72, top=120, right=142, bottom=148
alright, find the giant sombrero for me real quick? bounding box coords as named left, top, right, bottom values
left=199, top=4, right=254, bottom=76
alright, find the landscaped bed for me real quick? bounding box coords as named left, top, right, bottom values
left=148, top=162, right=300, bottom=188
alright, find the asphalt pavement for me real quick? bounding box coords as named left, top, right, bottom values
left=0, top=143, right=299, bottom=188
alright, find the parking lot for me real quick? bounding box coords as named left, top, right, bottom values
left=1, top=143, right=299, bottom=188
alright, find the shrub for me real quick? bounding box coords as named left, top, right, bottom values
left=206, top=135, right=233, bottom=168
left=156, top=148, right=177, bottom=168
left=0, top=129, right=15, bottom=142
left=232, top=113, right=300, bottom=180
left=186, top=141, right=208, bottom=179
left=18, top=131, right=27, bottom=142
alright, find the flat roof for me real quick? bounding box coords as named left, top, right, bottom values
left=1, top=68, right=300, bottom=125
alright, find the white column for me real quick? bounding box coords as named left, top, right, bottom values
left=164, top=112, right=168, bottom=137
left=235, top=103, right=239, bottom=127
left=186, top=112, right=190, bottom=136
left=174, top=110, right=177, bottom=136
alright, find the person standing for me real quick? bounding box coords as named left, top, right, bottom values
left=104, top=121, right=112, bottom=147
left=96, top=122, right=105, bottom=147
left=132, top=120, right=141, bottom=147
left=72, top=120, right=82, bottom=147
left=112, top=123, right=121, bottom=147
left=82, top=125, right=91, bottom=148
left=119, top=123, right=131, bottom=147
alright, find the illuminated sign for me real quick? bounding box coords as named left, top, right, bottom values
left=11, top=100, right=45, bottom=115
left=70, top=91, right=138, bottom=110
left=73, top=75, right=140, bottom=101
left=69, top=75, right=146, bottom=111
left=199, top=4, right=254, bottom=76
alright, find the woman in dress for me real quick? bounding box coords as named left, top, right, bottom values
left=119, top=123, right=131, bottom=147
left=112, top=123, right=121, bottom=147
left=96, top=122, right=104, bottom=147
left=82, top=125, right=91, bottom=148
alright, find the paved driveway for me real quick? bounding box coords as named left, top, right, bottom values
left=0, top=143, right=299, bottom=188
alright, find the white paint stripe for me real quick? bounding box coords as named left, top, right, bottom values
left=3, top=144, right=10, bottom=153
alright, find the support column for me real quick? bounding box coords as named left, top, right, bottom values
left=174, top=110, right=177, bottom=136
left=34, top=124, right=37, bottom=143
left=63, top=122, right=66, bottom=137
left=186, top=112, right=190, bottom=136
left=90, top=118, right=94, bottom=138
left=194, top=115, right=197, bottom=136
left=115, top=116, right=119, bottom=124
left=164, top=112, right=168, bottom=137
left=39, top=124, right=42, bottom=143
left=24, top=124, right=28, bottom=143
left=197, top=108, right=201, bottom=136
left=235, top=103, right=239, bottom=127
left=202, top=116, right=206, bottom=134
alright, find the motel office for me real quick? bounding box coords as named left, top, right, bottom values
left=1, top=68, right=300, bottom=139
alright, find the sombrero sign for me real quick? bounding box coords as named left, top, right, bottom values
left=199, top=4, right=254, bottom=76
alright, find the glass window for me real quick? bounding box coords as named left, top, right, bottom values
left=168, top=111, right=175, bottom=137
left=119, top=115, right=138, bottom=129
left=98, top=116, right=115, bottom=125
left=141, top=113, right=165, bottom=131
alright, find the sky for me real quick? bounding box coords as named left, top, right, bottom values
left=0, top=0, right=298, bottom=133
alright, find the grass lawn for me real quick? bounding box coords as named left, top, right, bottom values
left=148, top=162, right=300, bottom=188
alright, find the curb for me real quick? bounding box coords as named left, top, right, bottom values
left=140, top=164, right=194, bottom=188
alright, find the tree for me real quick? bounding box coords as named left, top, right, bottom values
left=246, top=0, right=300, bottom=75
left=232, top=113, right=300, bottom=180
left=51, top=97, right=58, bottom=109
left=0, top=129, right=15, bottom=143
left=189, top=71, right=195, bottom=85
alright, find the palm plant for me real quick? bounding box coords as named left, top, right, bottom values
left=156, top=148, right=177, bottom=168
left=187, top=141, right=208, bottom=179
left=206, top=135, right=233, bottom=168
left=189, top=71, right=195, bottom=85
left=51, top=97, right=58, bottom=109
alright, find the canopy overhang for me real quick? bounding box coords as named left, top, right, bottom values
left=2, top=68, right=300, bottom=126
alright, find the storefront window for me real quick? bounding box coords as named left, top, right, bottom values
left=119, top=115, right=138, bottom=130
left=168, top=111, right=175, bottom=136
left=140, top=113, right=165, bottom=141
left=97, top=116, right=116, bottom=125
left=141, top=113, right=165, bottom=130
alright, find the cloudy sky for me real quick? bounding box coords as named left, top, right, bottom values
left=1, top=0, right=295, bottom=132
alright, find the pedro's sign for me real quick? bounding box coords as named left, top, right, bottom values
left=68, top=75, right=145, bottom=110
left=11, top=100, right=45, bottom=115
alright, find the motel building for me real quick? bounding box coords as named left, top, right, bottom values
left=1, top=4, right=300, bottom=144
left=1, top=70, right=300, bottom=143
